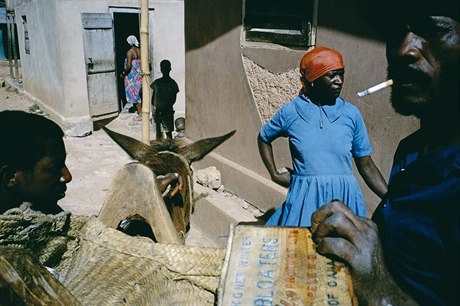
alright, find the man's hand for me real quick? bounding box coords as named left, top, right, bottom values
left=311, top=200, right=418, bottom=305
left=156, top=173, right=183, bottom=198
left=311, top=200, right=378, bottom=276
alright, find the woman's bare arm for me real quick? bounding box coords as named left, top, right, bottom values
left=355, top=155, right=388, bottom=199
left=257, top=134, right=291, bottom=187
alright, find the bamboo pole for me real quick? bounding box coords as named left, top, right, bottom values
left=9, top=12, right=19, bottom=82
left=140, top=0, right=151, bottom=144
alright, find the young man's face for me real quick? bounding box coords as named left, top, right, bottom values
left=15, top=138, right=72, bottom=210
left=386, top=16, right=460, bottom=117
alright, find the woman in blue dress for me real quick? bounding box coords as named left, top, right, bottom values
left=258, top=46, right=388, bottom=227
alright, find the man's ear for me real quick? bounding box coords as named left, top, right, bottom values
left=0, top=165, right=17, bottom=188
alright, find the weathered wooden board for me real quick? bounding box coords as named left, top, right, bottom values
left=98, top=162, right=182, bottom=244
left=218, top=225, right=357, bottom=306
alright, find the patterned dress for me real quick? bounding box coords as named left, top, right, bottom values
left=259, top=95, right=372, bottom=227
left=124, top=49, right=142, bottom=105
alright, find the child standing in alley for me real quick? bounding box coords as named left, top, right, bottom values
left=151, top=60, right=179, bottom=139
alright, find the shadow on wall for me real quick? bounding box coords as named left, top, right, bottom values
left=185, top=0, right=385, bottom=54
left=316, top=0, right=386, bottom=42
left=185, top=0, right=242, bottom=52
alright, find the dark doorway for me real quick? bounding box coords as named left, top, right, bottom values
left=113, top=12, right=140, bottom=108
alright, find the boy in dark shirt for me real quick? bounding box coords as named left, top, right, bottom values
left=151, top=60, right=179, bottom=139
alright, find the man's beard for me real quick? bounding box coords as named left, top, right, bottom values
left=390, top=74, right=458, bottom=119
left=388, top=62, right=459, bottom=118
left=387, top=66, right=435, bottom=117
left=390, top=89, right=430, bottom=117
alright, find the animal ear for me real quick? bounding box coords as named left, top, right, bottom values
left=179, top=130, right=236, bottom=164
left=100, top=125, right=151, bottom=160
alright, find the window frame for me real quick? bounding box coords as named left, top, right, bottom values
left=243, top=0, right=316, bottom=48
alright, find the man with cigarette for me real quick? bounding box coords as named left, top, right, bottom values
left=311, top=0, right=459, bottom=305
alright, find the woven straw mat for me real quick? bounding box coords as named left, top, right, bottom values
left=0, top=203, right=226, bottom=305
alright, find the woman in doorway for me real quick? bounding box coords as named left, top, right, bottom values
left=120, top=35, right=142, bottom=119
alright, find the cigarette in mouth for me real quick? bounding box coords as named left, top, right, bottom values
left=357, top=79, right=393, bottom=97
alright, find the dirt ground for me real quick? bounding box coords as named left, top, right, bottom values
left=0, top=62, right=137, bottom=216
left=0, top=62, right=257, bottom=247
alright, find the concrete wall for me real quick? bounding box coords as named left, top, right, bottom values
left=151, top=0, right=185, bottom=118
left=14, top=2, right=73, bottom=125
left=10, top=0, right=185, bottom=130
left=185, top=0, right=419, bottom=215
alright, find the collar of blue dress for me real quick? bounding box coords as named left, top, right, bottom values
left=295, top=95, right=345, bottom=124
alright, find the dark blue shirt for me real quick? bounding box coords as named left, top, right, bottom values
left=373, top=134, right=460, bottom=306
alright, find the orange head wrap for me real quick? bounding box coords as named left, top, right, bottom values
left=300, top=47, right=345, bottom=83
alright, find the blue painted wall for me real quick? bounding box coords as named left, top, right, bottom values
left=0, top=8, right=6, bottom=60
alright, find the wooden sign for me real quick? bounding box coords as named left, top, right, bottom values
left=217, top=225, right=356, bottom=305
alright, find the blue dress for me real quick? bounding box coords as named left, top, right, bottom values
left=259, top=95, right=372, bottom=227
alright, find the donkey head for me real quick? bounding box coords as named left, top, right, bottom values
left=101, top=126, right=236, bottom=241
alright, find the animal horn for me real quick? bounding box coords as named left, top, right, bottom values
left=100, top=125, right=151, bottom=160
left=179, top=130, right=236, bottom=163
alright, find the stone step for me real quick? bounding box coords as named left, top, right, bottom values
left=185, top=183, right=263, bottom=248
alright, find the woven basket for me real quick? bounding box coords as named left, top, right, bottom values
left=63, top=219, right=226, bottom=305
left=0, top=205, right=226, bottom=305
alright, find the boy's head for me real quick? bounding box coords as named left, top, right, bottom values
left=0, top=111, right=72, bottom=213
left=160, top=60, right=172, bottom=74
left=175, top=117, right=185, bottom=132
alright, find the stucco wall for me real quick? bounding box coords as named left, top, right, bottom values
left=151, top=0, right=185, bottom=118
left=11, top=0, right=185, bottom=130
left=13, top=2, right=72, bottom=122
left=185, top=0, right=263, bottom=171
left=185, top=0, right=419, bottom=215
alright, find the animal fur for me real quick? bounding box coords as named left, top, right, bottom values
left=101, top=126, right=236, bottom=240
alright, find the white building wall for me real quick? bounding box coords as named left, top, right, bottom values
left=13, top=2, right=72, bottom=123
left=8, top=0, right=185, bottom=130
left=151, top=0, right=185, bottom=118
